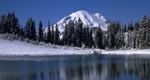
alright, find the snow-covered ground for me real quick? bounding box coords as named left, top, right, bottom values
left=102, top=49, right=150, bottom=55
left=0, top=39, right=150, bottom=56
left=0, top=39, right=92, bottom=56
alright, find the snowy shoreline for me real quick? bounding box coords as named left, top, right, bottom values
left=0, top=39, right=150, bottom=57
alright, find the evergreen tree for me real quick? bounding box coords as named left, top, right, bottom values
left=47, top=22, right=51, bottom=43
left=51, top=24, right=54, bottom=44
left=70, top=21, right=75, bottom=46
left=89, top=28, right=94, bottom=48
left=122, top=24, right=127, bottom=32
left=146, top=17, right=150, bottom=47
left=128, top=22, right=134, bottom=31
left=107, top=22, right=121, bottom=49
left=62, top=21, right=74, bottom=45
left=24, top=18, right=31, bottom=39
left=38, top=21, right=43, bottom=42
left=6, top=12, right=12, bottom=33
left=11, top=12, right=20, bottom=35
left=0, top=14, right=7, bottom=33
left=20, top=27, right=25, bottom=38
left=54, top=24, right=60, bottom=44
left=139, top=16, right=149, bottom=48
left=75, top=18, right=83, bottom=47
left=24, top=18, right=36, bottom=40
left=84, top=26, right=90, bottom=47
left=134, top=22, right=140, bottom=48
left=30, top=20, right=36, bottom=40
left=71, top=22, right=78, bottom=46
left=81, top=27, right=86, bottom=47
left=115, top=27, right=125, bottom=49
left=65, top=21, right=71, bottom=45
left=0, top=16, right=1, bottom=33
left=94, top=25, right=103, bottom=49
left=3, top=12, right=20, bottom=34
left=63, top=23, right=68, bottom=45
left=102, top=32, right=108, bottom=49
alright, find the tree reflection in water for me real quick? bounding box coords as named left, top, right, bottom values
left=0, top=56, right=149, bottom=80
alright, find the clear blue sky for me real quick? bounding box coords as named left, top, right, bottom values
left=0, top=0, right=150, bottom=27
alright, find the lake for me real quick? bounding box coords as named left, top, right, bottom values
left=0, top=54, right=149, bottom=80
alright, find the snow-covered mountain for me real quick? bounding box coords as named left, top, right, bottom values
left=56, top=10, right=109, bottom=33
left=45, top=10, right=109, bottom=33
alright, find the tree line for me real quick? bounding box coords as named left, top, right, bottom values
left=0, top=12, right=150, bottom=49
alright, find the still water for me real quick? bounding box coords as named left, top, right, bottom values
left=0, top=55, right=150, bottom=80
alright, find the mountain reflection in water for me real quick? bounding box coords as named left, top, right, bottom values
left=0, top=55, right=149, bottom=80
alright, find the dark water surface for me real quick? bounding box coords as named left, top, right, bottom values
left=0, top=55, right=150, bottom=80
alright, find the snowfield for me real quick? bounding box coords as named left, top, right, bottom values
left=0, top=39, right=93, bottom=56
left=0, top=39, right=150, bottom=56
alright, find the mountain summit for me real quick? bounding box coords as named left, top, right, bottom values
left=56, top=10, right=109, bottom=32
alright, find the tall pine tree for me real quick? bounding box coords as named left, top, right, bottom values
left=139, top=16, right=149, bottom=48
left=94, top=25, right=103, bottom=49
left=47, top=22, right=51, bottom=43
left=107, top=22, right=121, bottom=49
left=30, top=19, right=36, bottom=40
left=24, top=18, right=36, bottom=40
left=75, top=18, right=83, bottom=47
left=51, top=24, right=54, bottom=44
left=54, top=24, right=60, bottom=44
left=38, top=21, right=43, bottom=42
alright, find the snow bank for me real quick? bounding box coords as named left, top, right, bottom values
left=99, top=49, right=150, bottom=55
left=0, top=39, right=92, bottom=56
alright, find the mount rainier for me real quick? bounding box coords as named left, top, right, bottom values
left=46, top=10, right=109, bottom=33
